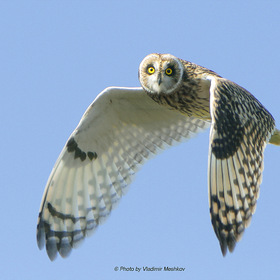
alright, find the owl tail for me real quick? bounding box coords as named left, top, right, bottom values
left=269, top=128, right=280, bottom=146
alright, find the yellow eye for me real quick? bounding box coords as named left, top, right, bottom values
left=165, top=68, right=173, bottom=75
left=147, top=67, right=155, bottom=74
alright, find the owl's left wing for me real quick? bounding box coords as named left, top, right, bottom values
left=207, top=77, right=275, bottom=255
left=37, top=86, right=209, bottom=260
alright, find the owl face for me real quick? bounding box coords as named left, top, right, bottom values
left=139, top=53, right=184, bottom=95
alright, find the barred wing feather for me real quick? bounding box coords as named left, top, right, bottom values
left=207, top=77, right=275, bottom=255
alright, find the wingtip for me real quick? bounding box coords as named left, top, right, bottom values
left=58, top=238, right=72, bottom=259
left=219, top=233, right=236, bottom=256
left=227, top=233, right=237, bottom=253
left=46, top=237, right=59, bottom=261
left=220, top=240, right=228, bottom=257
left=36, top=220, right=46, bottom=250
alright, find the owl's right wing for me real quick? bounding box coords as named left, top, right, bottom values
left=207, top=77, right=275, bottom=256
left=37, top=86, right=209, bottom=260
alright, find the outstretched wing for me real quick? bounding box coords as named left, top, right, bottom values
left=37, top=86, right=209, bottom=260
left=207, top=77, right=275, bottom=255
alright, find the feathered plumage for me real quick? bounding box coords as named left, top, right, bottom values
left=37, top=53, right=279, bottom=260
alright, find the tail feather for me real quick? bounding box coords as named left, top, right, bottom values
left=269, top=129, right=280, bottom=146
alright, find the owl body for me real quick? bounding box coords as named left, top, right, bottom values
left=37, top=53, right=279, bottom=260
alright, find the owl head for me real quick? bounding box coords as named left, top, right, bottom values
left=138, top=53, right=184, bottom=95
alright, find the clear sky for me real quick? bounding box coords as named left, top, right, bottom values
left=1, top=1, right=280, bottom=279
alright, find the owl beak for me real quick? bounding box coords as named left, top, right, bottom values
left=157, top=74, right=162, bottom=85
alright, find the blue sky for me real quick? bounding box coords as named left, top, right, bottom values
left=1, top=1, right=280, bottom=279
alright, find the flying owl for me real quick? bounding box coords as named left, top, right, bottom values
left=37, top=53, right=280, bottom=260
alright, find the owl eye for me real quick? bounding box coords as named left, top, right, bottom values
left=165, top=68, right=173, bottom=76
left=147, top=66, right=155, bottom=74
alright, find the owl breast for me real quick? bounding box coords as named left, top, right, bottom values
left=146, top=78, right=212, bottom=121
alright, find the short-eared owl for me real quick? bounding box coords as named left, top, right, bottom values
left=37, top=53, right=280, bottom=260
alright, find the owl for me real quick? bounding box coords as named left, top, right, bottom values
left=37, top=53, right=280, bottom=260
